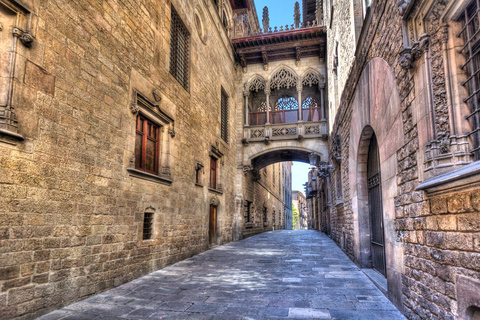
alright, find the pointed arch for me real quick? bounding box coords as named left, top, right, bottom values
left=269, top=65, right=299, bottom=90
left=301, top=69, right=324, bottom=87
left=247, top=75, right=267, bottom=92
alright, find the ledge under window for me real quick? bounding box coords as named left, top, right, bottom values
left=416, top=161, right=480, bottom=195
left=0, top=128, right=24, bottom=140
left=208, top=187, right=223, bottom=195
left=127, top=167, right=173, bottom=185
left=245, top=222, right=253, bottom=229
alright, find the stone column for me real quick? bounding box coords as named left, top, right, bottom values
left=320, top=83, right=326, bottom=120
left=297, top=84, right=303, bottom=122
left=244, top=91, right=250, bottom=126
left=265, top=88, right=271, bottom=124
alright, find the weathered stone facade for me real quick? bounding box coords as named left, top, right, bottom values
left=319, top=0, right=480, bottom=319
left=0, top=0, right=292, bottom=319
left=293, top=190, right=307, bottom=230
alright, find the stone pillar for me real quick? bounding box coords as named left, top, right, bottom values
left=244, top=91, right=250, bottom=126
left=320, top=83, right=326, bottom=120
left=265, top=88, right=271, bottom=124
left=297, top=85, right=303, bottom=122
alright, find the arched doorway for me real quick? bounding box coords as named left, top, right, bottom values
left=367, top=133, right=386, bottom=276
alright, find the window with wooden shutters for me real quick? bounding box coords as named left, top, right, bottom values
left=170, top=6, right=190, bottom=91
left=135, top=115, right=160, bottom=175
left=458, top=0, right=480, bottom=160
left=221, top=89, right=229, bottom=142
left=210, top=157, right=217, bottom=189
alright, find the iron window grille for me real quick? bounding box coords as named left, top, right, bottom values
left=143, top=211, right=154, bottom=240
left=170, top=6, right=190, bottom=91
left=135, top=115, right=160, bottom=175
left=459, top=0, right=480, bottom=160
left=245, top=200, right=252, bottom=223
left=221, top=89, right=229, bottom=142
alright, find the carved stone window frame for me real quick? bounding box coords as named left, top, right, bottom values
left=0, top=0, right=35, bottom=139
left=208, top=144, right=224, bottom=194
left=128, top=90, right=175, bottom=185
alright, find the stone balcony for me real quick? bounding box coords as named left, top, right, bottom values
left=243, top=120, right=328, bottom=143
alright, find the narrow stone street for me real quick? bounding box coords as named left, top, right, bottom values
left=37, top=231, right=405, bottom=320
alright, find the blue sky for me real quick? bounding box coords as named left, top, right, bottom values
left=291, top=162, right=310, bottom=193
left=254, top=0, right=298, bottom=31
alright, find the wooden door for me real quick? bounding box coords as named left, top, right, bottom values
left=367, top=134, right=386, bottom=276
left=209, top=205, right=217, bottom=245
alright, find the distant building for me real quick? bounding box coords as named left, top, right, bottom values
left=292, top=191, right=307, bottom=229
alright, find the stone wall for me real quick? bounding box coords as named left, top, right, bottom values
left=241, top=162, right=291, bottom=238
left=0, top=0, right=242, bottom=319
left=326, top=0, right=480, bottom=318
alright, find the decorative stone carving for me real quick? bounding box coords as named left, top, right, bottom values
left=262, top=7, right=269, bottom=34
left=210, top=195, right=220, bottom=206
left=153, top=89, right=162, bottom=102
left=248, top=76, right=266, bottom=92
left=0, top=22, right=3, bottom=31
left=270, top=68, right=298, bottom=90
left=399, top=34, right=429, bottom=70
left=295, top=47, right=301, bottom=65
left=243, top=165, right=254, bottom=175
left=130, top=101, right=139, bottom=114
left=331, top=135, right=342, bottom=162
left=294, top=2, right=301, bottom=29
left=397, top=0, right=415, bottom=17
left=411, top=34, right=430, bottom=60
left=13, top=27, right=34, bottom=47
left=398, top=48, right=414, bottom=70
left=302, top=72, right=320, bottom=87
left=262, top=51, right=268, bottom=71
left=315, top=0, right=323, bottom=26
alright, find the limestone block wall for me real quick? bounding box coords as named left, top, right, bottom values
left=0, top=0, right=240, bottom=319
left=241, top=162, right=291, bottom=238
left=327, top=0, right=480, bottom=318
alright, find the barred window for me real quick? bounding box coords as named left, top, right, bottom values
left=459, top=0, right=480, bottom=160
left=221, top=89, right=229, bottom=142
left=170, top=6, right=190, bottom=91
left=143, top=211, right=154, bottom=240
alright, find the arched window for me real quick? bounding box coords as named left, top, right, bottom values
left=302, top=96, right=321, bottom=122
left=275, top=96, right=299, bottom=111
left=302, top=96, right=319, bottom=109
left=270, top=96, right=299, bottom=124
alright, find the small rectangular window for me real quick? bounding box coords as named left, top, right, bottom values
left=210, top=157, right=217, bottom=189
left=221, top=89, right=229, bottom=142
left=135, top=115, right=160, bottom=174
left=170, top=6, right=190, bottom=91
left=143, top=211, right=154, bottom=240
left=459, top=0, right=480, bottom=160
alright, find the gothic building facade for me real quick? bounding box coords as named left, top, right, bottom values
left=312, top=0, right=480, bottom=318
left=2, top=0, right=480, bottom=319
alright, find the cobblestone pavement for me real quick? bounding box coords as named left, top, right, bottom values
left=37, top=230, right=405, bottom=320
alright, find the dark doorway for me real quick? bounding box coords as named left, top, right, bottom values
left=209, top=205, right=217, bottom=245
left=367, top=134, right=386, bottom=276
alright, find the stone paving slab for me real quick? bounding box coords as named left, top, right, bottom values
left=37, top=230, right=405, bottom=320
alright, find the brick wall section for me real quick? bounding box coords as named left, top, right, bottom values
left=0, top=0, right=241, bottom=319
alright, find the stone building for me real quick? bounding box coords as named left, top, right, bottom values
left=0, top=0, right=292, bottom=319
left=5, top=0, right=480, bottom=319
left=309, top=0, right=480, bottom=318
left=293, top=190, right=308, bottom=230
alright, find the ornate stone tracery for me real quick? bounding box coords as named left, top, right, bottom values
left=270, top=68, right=298, bottom=90
left=248, top=76, right=266, bottom=92
left=302, top=72, right=321, bottom=87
